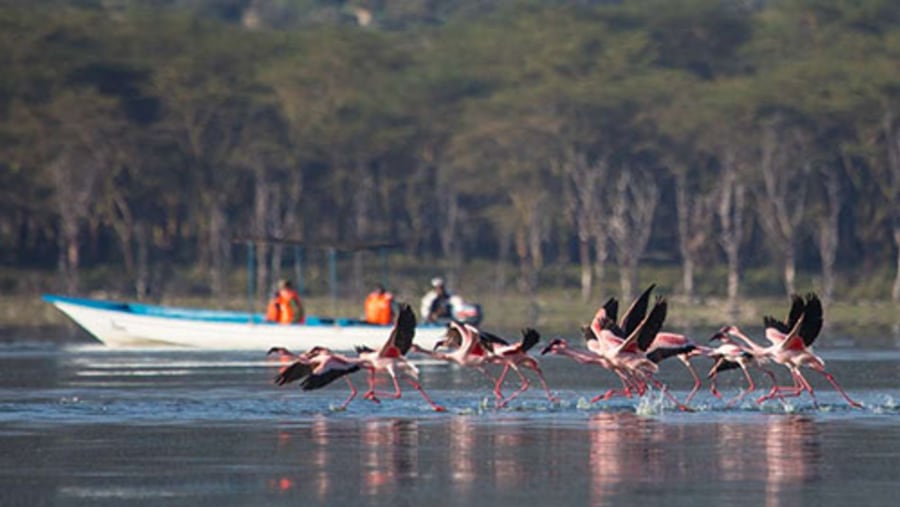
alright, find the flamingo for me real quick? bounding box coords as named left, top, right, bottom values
left=267, top=346, right=364, bottom=409
left=478, top=328, right=559, bottom=407
left=592, top=284, right=710, bottom=404
left=723, top=293, right=862, bottom=408
left=706, top=331, right=780, bottom=406
left=644, top=332, right=710, bottom=404
left=539, top=338, right=628, bottom=402
left=353, top=304, right=445, bottom=412
left=580, top=285, right=656, bottom=398
left=410, top=321, right=502, bottom=403
left=584, top=294, right=693, bottom=410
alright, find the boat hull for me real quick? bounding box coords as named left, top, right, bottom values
left=44, top=295, right=446, bottom=351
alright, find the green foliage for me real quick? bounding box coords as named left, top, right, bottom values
left=0, top=0, right=899, bottom=303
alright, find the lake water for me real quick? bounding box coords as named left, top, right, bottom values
left=1, top=340, right=899, bottom=506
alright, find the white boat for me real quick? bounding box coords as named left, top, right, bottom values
left=43, top=294, right=447, bottom=351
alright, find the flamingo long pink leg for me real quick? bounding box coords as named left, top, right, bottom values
left=498, top=365, right=530, bottom=407
left=816, top=369, right=862, bottom=408
left=679, top=356, right=702, bottom=404
left=403, top=377, right=446, bottom=412
left=592, top=370, right=637, bottom=402
left=493, top=364, right=511, bottom=405
left=527, top=364, right=559, bottom=403
left=363, top=370, right=382, bottom=403
left=369, top=372, right=404, bottom=400
left=339, top=377, right=358, bottom=409
left=758, top=370, right=804, bottom=404
left=645, top=374, right=693, bottom=412
left=726, top=364, right=756, bottom=407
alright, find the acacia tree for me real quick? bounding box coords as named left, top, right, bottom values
left=608, top=167, right=658, bottom=302
left=715, top=151, right=748, bottom=316
left=559, top=149, right=609, bottom=301
left=753, top=115, right=812, bottom=296
left=13, top=90, right=125, bottom=293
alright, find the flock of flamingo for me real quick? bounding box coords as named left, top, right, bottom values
left=267, top=284, right=863, bottom=412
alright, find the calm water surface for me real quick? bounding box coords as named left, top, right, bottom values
left=1, top=339, right=899, bottom=506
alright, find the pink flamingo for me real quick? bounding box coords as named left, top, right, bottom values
left=354, top=304, right=445, bottom=412
left=645, top=332, right=711, bottom=404
left=723, top=293, right=862, bottom=408
left=706, top=331, right=780, bottom=406
left=267, top=346, right=365, bottom=409
left=410, top=321, right=502, bottom=403
left=478, top=328, right=559, bottom=407
left=584, top=293, right=693, bottom=411
left=593, top=284, right=707, bottom=403
left=539, top=338, right=631, bottom=402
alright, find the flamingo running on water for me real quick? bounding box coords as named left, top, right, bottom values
left=477, top=328, right=559, bottom=407
left=410, top=321, right=503, bottom=403
left=540, top=338, right=626, bottom=402
left=353, top=304, right=445, bottom=412
left=706, top=331, right=781, bottom=406
left=610, top=284, right=708, bottom=404
left=267, top=346, right=364, bottom=409
left=721, top=293, right=862, bottom=408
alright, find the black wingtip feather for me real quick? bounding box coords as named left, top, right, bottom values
left=300, top=365, right=361, bottom=390
left=646, top=343, right=695, bottom=364
left=274, top=361, right=313, bottom=386
left=521, top=328, right=540, bottom=352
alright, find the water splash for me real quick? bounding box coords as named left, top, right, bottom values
left=575, top=397, right=593, bottom=411
left=634, top=392, right=669, bottom=417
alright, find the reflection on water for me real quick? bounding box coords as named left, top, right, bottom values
left=764, top=416, right=822, bottom=507
left=257, top=413, right=831, bottom=506
left=0, top=346, right=899, bottom=506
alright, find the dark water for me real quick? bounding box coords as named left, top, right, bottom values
left=1, top=342, right=899, bottom=507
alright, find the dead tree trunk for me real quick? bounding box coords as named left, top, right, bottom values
left=815, top=162, right=842, bottom=305
left=674, top=168, right=713, bottom=302
left=561, top=151, right=607, bottom=302
left=608, top=169, right=658, bottom=302
left=716, top=152, right=746, bottom=318
left=883, top=110, right=900, bottom=302
left=755, top=118, right=810, bottom=297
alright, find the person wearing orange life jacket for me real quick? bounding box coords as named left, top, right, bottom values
left=264, top=291, right=281, bottom=322
left=364, top=284, right=394, bottom=325
left=274, top=279, right=304, bottom=324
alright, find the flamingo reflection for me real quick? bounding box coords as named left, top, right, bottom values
left=764, top=416, right=822, bottom=507
left=361, top=419, right=420, bottom=497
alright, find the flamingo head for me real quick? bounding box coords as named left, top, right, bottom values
left=303, top=346, right=331, bottom=358
left=266, top=346, right=292, bottom=357
left=436, top=323, right=465, bottom=350
left=708, top=328, right=734, bottom=343
left=540, top=338, right=568, bottom=355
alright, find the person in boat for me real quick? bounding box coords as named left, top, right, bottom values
left=421, top=277, right=453, bottom=323
left=268, top=279, right=304, bottom=324
left=364, top=284, right=395, bottom=325
left=264, top=291, right=281, bottom=322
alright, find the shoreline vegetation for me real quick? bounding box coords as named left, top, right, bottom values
left=2, top=1, right=900, bottom=325
left=5, top=264, right=900, bottom=343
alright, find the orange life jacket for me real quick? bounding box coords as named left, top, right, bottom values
left=364, top=291, right=394, bottom=325
left=277, top=289, right=304, bottom=324
left=265, top=297, right=280, bottom=322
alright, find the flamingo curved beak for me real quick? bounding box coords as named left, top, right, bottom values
left=708, top=331, right=726, bottom=343
left=540, top=338, right=563, bottom=355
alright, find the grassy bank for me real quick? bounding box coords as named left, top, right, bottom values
left=5, top=262, right=900, bottom=339
left=8, top=290, right=900, bottom=339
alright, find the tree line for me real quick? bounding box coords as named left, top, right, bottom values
left=1, top=0, right=899, bottom=313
